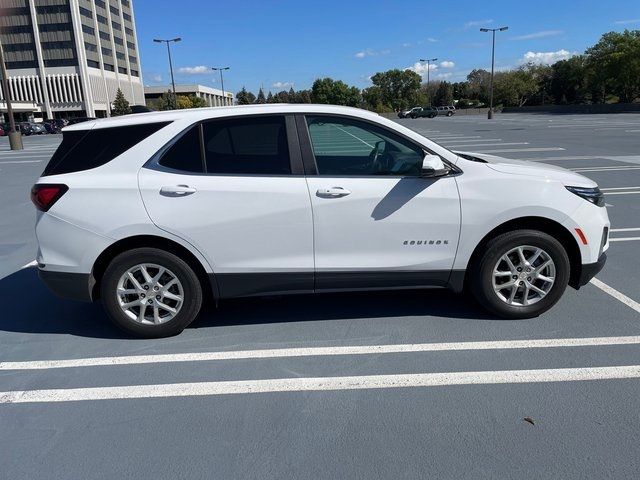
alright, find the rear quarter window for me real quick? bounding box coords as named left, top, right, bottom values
left=42, top=122, right=170, bottom=176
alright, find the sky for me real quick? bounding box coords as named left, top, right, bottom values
left=134, top=0, right=640, bottom=95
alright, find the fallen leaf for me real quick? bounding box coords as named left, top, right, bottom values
left=523, top=417, right=535, bottom=425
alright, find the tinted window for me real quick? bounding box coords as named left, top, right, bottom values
left=158, top=126, right=204, bottom=173
left=202, top=116, right=290, bottom=175
left=43, top=122, right=169, bottom=176
left=306, top=116, right=424, bottom=176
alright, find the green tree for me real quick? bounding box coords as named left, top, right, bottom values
left=362, top=85, right=387, bottom=112
left=266, top=91, right=274, bottom=103
left=494, top=68, right=538, bottom=107
left=586, top=30, right=640, bottom=103
left=175, top=95, right=193, bottom=109
left=189, top=95, right=207, bottom=108
left=551, top=56, right=588, bottom=104
left=433, top=81, right=454, bottom=106
left=236, top=87, right=256, bottom=105
left=112, top=88, right=131, bottom=116
left=288, top=86, right=296, bottom=101
left=369, top=69, right=421, bottom=110
left=256, top=88, right=266, bottom=104
left=466, top=69, right=491, bottom=105
left=311, top=77, right=361, bottom=106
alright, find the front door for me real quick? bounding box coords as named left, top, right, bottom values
left=301, top=114, right=461, bottom=290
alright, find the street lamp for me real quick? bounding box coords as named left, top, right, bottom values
left=419, top=58, right=437, bottom=106
left=0, top=40, right=23, bottom=150
left=480, top=26, right=508, bottom=119
left=153, top=37, right=181, bottom=109
left=211, top=67, right=230, bottom=106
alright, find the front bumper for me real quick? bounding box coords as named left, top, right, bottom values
left=573, top=253, right=607, bottom=289
left=38, top=269, right=94, bottom=302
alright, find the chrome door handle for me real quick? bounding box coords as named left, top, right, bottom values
left=316, top=187, right=351, bottom=198
left=160, top=185, right=197, bottom=197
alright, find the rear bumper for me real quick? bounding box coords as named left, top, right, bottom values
left=38, top=269, right=94, bottom=302
left=573, top=253, right=607, bottom=289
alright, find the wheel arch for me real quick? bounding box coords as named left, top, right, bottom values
left=459, top=216, right=582, bottom=291
left=91, top=235, right=218, bottom=304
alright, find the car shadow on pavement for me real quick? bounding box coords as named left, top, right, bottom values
left=0, top=268, right=497, bottom=339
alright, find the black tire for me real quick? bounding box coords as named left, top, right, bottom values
left=470, top=230, right=570, bottom=319
left=101, top=248, right=203, bottom=338
left=447, top=112, right=453, bottom=117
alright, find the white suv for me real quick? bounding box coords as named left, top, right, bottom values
left=32, top=104, right=609, bottom=338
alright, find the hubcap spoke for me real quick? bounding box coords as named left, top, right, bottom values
left=116, top=263, right=184, bottom=325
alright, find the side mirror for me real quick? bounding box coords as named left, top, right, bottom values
left=421, top=154, right=450, bottom=177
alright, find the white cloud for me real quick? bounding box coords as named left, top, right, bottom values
left=177, top=65, right=209, bottom=74
left=426, top=37, right=438, bottom=43
left=152, top=74, right=162, bottom=82
left=354, top=48, right=390, bottom=58
left=512, top=30, right=563, bottom=40
left=440, top=60, right=455, bottom=68
left=614, top=18, right=640, bottom=25
left=435, top=72, right=452, bottom=80
left=520, top=49, right=576, bottom=65
left=464, top=19, right=493, bottom=29
left=407, top=61, right=438, bottom=76
left=402, top=42, right=412, bottom=48
left=272, top=81, right=293, bottom=89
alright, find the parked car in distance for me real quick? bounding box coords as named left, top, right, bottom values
left=398, top=107, right=420, bottom=119
left=67, top=117, right=97, bottom=125
left=409, top=106, right=438, bottom=118
left=29, top=122, right=47, bottom=135
left=32, top=104, right=609, bottom=338
left=436, top=106, right=456, bottom=117
left=43, top=119, right=66, bottom=134
left=18, top=122, right=35, bottom=135
left=0, top=124, right=5, bottom=136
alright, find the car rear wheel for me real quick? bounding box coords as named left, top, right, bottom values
left=470, top=230, right=570, bottom=319
left=101, top=248, right=203, bottom=338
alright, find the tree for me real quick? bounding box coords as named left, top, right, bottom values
left=189, top=95, right=207, bottom=108
left=288, top=86, right=296, bottom=101
left=586, top=30, right=640, bottom=103
left=236, top=87, right=256, bottom=105
left=369, top=69, right=421, bottom=110
left=362, top=85, right=386, bottom=112
left=466, top=69, right=491, bottom=105
left=311, top=77, right=361, bottom=106
left=112, top=88, right=131, bottom=116
left=266, top=91, right=274, bottom=103
left=433, top=81, right=454, bottom=106
left=494, top=68, right=538, bottom=107
left=550, top=56, right=588, bottom=104
left=256, top=87, right=266, bottom=104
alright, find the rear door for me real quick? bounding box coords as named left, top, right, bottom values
left=300, top=114, right=461, bottom=290
left=139, top=114, right=314, bottom=298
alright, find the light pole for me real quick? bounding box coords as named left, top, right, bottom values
left=0, top=40, right=23, bottom=150
left=480, top=26, right=508, bottom=119
left=419, top=58, right=437, bottom=106
left=211, top=67, right=230, bottom=106
left=153, top=37, right=181, bottom=109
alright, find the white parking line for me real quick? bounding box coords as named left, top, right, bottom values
left=471, top=147, right=565, bottom=154
left=3, top=365, right=640, bottom=404
left=572, top=166, right=640, bottom=173
left=0, top=160, right=45, bottom=164
left=444, top=143, right=529, bottom=148
left=610, top=227, right=640, bottom=232
left=4, top=335, right=640, bottom=371
left=604, top=191, right=640, bottom=196
left=590, top=278, right=640, bottom=313
left=601, top=187, right=640, bottom=191
left=608, top=237, right=640, bottom=242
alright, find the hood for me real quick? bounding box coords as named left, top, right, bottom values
left=454, top=150, right=597, bottom=188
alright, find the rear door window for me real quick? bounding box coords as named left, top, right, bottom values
left=43, top=122, right=169, bottom=176
left=158, top=125, right=205, bottom=173
left=202, top=116, right=291, bottom=175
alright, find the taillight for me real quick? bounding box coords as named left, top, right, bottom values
left=30, top=184, right=68, bottom=212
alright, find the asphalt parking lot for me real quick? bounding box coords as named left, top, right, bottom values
left=1, top=113, right=640, bottom=479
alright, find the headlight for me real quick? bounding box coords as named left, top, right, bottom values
left=565, top=186, right=605, bottom=207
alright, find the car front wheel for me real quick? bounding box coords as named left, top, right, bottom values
left=470, top=230, right=570, bottom=319
left=101, top=248, right=203, bottom=338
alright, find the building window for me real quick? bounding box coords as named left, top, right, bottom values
left=112, top=21, right=121, bottom=31
left=118, top=66, right=128, bottom=74
left=99, top=30, right=110, bottom=41
left=95, top=0, right=106, bottom=8
left=123, top=12, right=131, bottom=22
left=79, top=6, right=93, bottom=19
left=116, top=51, right=125, bottom=60
left=97, top=14, right=107, bottom=24
left=114, top=36, right=123, bottom=45
left=84, top=41, right=98, bottom=52
left=87, top=59, right=100, bottom=68
left=131, top=69, right=139, bottom=77
left=122, top=0, right=130, bottom=6
left=129, top=56, right=137, bottom=64
left=110, top=5, right=119, bottom=15
left=82, top=24, right=95, bottom=36
left=101, top=47, right=112, bottom=57
left=103, top=62, right=114, bottom=71
left=127, top=41, right=136, bottom=51
left=125, top=27, right=134, bottom=36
